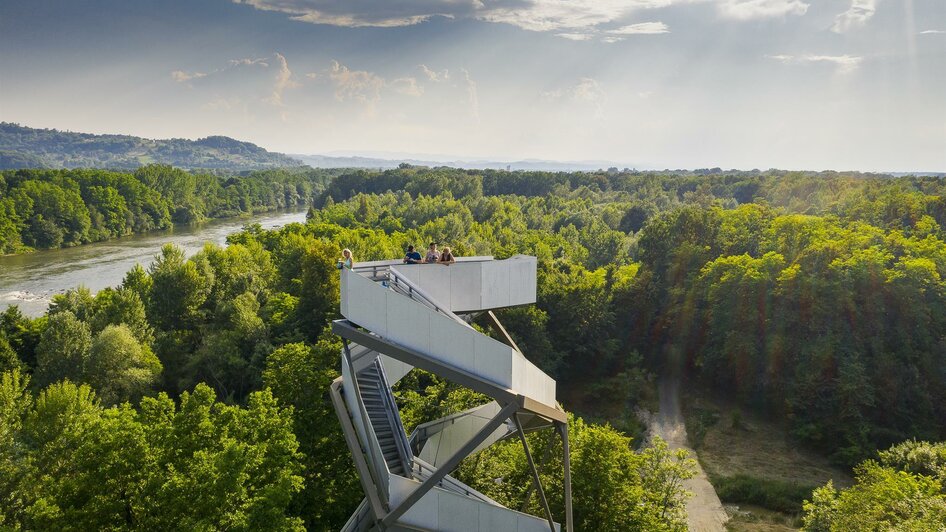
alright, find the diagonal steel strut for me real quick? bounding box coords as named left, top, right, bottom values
left=381, top=401, right=520, bottom=528
left=514, top=413, right=556, bottom=531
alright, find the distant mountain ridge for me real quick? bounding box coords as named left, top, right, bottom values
left=0, top=123, right=302, bottom=170
left=292, top=153, right=636, bottom=172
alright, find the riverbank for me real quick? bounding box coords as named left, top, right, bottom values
left=0, top=207, right=309, bottom=317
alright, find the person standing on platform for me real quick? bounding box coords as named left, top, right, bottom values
left=439, top=247, right=455, bottom=265
left=425, top=242, right=440, bottom=263
left=403, top=245, right=422, bottom=264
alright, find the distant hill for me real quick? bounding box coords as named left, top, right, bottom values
left=293, top=152, right=636, bottom=172
left=0, top=123, right=302, bottom=170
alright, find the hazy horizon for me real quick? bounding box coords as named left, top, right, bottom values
left=1, top=0, right=944, bottom=172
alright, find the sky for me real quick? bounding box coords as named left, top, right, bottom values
left=0, top=0, right=944, bottom=171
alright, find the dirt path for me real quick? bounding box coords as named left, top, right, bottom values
left=649, top=378, right=729, bottom=532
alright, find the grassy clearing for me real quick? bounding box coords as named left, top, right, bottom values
left=713, top=474, right=816, bottom=514
left=725, top=504, right=800, bottom=532
left=683, top=388, right=852, bottom=529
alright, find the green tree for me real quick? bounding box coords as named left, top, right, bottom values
left=263, top=338, right=362, bottom=528
left=802, top=461, right=946, bottom=531
left=34, top=311, right=92, bottom=388
left=86, top=324, right=162, bottom=405
left=148, top=244, right=213, bottom=330
left=0, top=333, right=20, bottom=373
left=89, top=287, right=154, bottom=345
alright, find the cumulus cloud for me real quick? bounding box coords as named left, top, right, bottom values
left=326, top=60, right=386, bottom=104
left=607, top=22, right=669, bottom=34
left=767, top=53, right=863, bottom=74
left=265, top=53, right=299, bottom=105
left=172, top=56, right=270, bottom=84
left=419, top=64, right=450, bottom=82
left=171, top=54, right=296, bottom=108
left=831, top=0, right=878, bottom=34
left=716, top=0, right=809, bottom=21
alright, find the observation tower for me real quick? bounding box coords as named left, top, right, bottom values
left=331, top=255, right=573, bottom=531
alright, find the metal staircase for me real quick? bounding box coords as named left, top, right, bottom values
left=357, top=359, right=411, bottom=477
left=331, top=256, right=573, bottom=532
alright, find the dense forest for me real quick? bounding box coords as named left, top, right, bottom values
left=0, top=123, right=302, bottom=170
left=2, top=164, right=945, bottom=529
left=0, top=165, right=338, bottom=253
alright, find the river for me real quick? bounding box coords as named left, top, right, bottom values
left=0, top=208, right=309, bottom=317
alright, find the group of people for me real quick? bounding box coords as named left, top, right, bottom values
left=335, top=242, right=456, bottom=270
left=403, top=242, right=455, bottom=265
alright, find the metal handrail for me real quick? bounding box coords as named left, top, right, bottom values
left=411, top=458, right=501, bottom=506
left=374, top=358, right=414, bottom=477
left=387, top=269, right=472, bottom=329
left=340, top=498, right=372, bottom=532
left=343, top=351, right=391, bottom=503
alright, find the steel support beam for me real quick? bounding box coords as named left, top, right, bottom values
left=381, top=401, right=520, bottom=529
left=333, top=320, right=567, bottom=424
left=486, top=310, right=523, bottom=354
left=514, top=414, right=556, bottom=531
left=520, top=435, right=554, bottom=513
left=329, top=378, right=387, bottom=520
left=557, top=421, right=573, bottom=532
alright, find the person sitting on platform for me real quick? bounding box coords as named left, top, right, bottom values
left=403, top=245, right=422, bottom=264
left=439, top=246, right=456, bottom=265
left=424, top=242, right=440, bottom=263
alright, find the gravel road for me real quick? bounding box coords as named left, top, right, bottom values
left=648, top=378, right=729, bottom=532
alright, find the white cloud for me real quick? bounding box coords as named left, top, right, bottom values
left=172, top=54, right=296, bottom=108
left=543, top=78, right=605, bottom=116
left=601, top=36, right=625, bottom=43
left=233, top=0, right=677, bottom=33
left=767, top=53, right=863, bottom=74
left=172, top=57, right=270, bottom=84
left=571, top=78, right=604, bottom=102
left=919, top=29, right=944, bottom=35
left=234, top=0, right=815, bottom=35
left=171, top=70, right=207, bottom=83
left=461, top=68, right=480, bottom=122
left=556, top=32, right=595, bottom=41
left=232, top=0, right=458, bottom=28
left=265, top=53, right=299, bottom=106
left=419, top=64, right=450, bottom=82
left=327, top=60, right=386, bottom=104
left=479, top=1, right=653, bottom=32
left=607, top=22, right=669, bottom=34
left=831, top=0, right=878, bottom=34
left=542, top=78, right=605, bottom=102
left=391, top=77, right=424, bottom=96
left=717, top=0, right=809, bottom=21
left=229, top=57, right=270, bottom=67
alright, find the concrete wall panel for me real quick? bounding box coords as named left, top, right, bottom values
left=385, top=290, right=430, bottom=354
left=473, top=333, right=514, bottom=388
left=428, top=311, right=477, bottom=375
